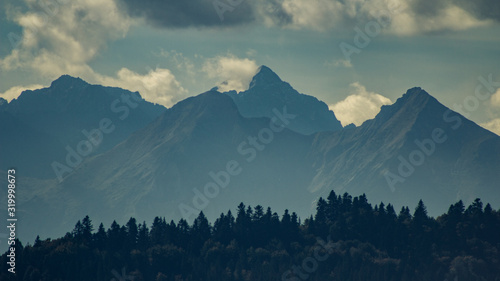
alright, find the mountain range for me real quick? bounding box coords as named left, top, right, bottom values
left=1, top=66, right=499, bottom=243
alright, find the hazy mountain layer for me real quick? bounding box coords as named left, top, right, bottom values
left=2, top=70, right=499, bottom=243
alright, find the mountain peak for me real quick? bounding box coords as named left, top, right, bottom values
left=50, top=75, right=88, bottom=89
left=383, top=87, right=434, bottom=111
left=227, top=66, right=343, bottom=134
left=402, top=87, right=431, bottom=99
left=249, top=65, right=282, bottom=89
left=399, top=87, right=440, bottom=107
left=368, top=86, right=443, bottom=130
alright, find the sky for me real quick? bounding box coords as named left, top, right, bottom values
left=1, top=0, right=500, bottom=133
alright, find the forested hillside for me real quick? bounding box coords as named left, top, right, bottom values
left=2, top=190, right=499, bottom=281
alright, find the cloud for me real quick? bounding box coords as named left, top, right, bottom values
left=3, top=0, right=494, bottom=45
left=480, top=119, right=500, bottom=136
left=389, top=2, right=491, bottom=35
left=116, top=0, right=255, bottom=27
left=325, top=59, right=353, bottom=68
left=0, top=0, right=188, bottom=107
left=1, top=0, right=131, bottom=77
left=491, top=88, right=500, bottom=107
left=254, top=0, right=293, bottom=27
left=0, top=84, right=45, bottom=102
left=479, top=88, right=500, bottom=136
left=330, top=82, right=392, bottom=126
left=114, top=0, right=498, bottom=34
left=278, top=0, right=350, bottom=31
left=155, top=49, right=196, bottom=77
left=414, top=0, right=500, bottom=22
left=202, top=55, right=259, bottom=92
left=274, top=0, right=494, bottom=34
left=99, top=67, right=188, bottom=107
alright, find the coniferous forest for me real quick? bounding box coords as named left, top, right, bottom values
left=2, top=191, right=499, bottom=281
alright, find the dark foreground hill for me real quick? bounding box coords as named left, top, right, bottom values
left=1, top=191, right=499, bottom=281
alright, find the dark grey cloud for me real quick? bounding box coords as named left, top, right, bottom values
left=410, top=0, right=450, bottom=17
left=258, top=0, right=293, bottom=26
left=116, top=0, right=500, bottom=31
left=455, top=0, right=500, bottom=21
left=411, top=0, right=500, bottom=21
left=117, top=0, right=256, bottom=27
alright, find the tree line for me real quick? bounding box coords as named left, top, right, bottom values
left=1, top=190, right=499, bottom=281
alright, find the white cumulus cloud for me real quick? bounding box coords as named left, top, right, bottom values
left=330, top=82, right=392, bottom=126
left=266, top=0, right=492, bottom=35
left=0, top=84, right=46, bottom=102
left=480, top=119, right=500, bottom=136
left=491, top=88, right=500, bottom=107
left=99, top=67, right=187, bottom=108
left=0, top=0, right=188, bottom=106
left=202, top=55, right=259, bottom=93
left=1, top=0, right=131, bottom=77
left=479, top=88, right=500, bottom=136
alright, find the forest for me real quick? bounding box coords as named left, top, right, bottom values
left=1, top=190, right=499, bottom=281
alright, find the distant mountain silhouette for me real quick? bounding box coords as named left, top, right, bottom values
left=2, top=71, right=499, bottom=244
